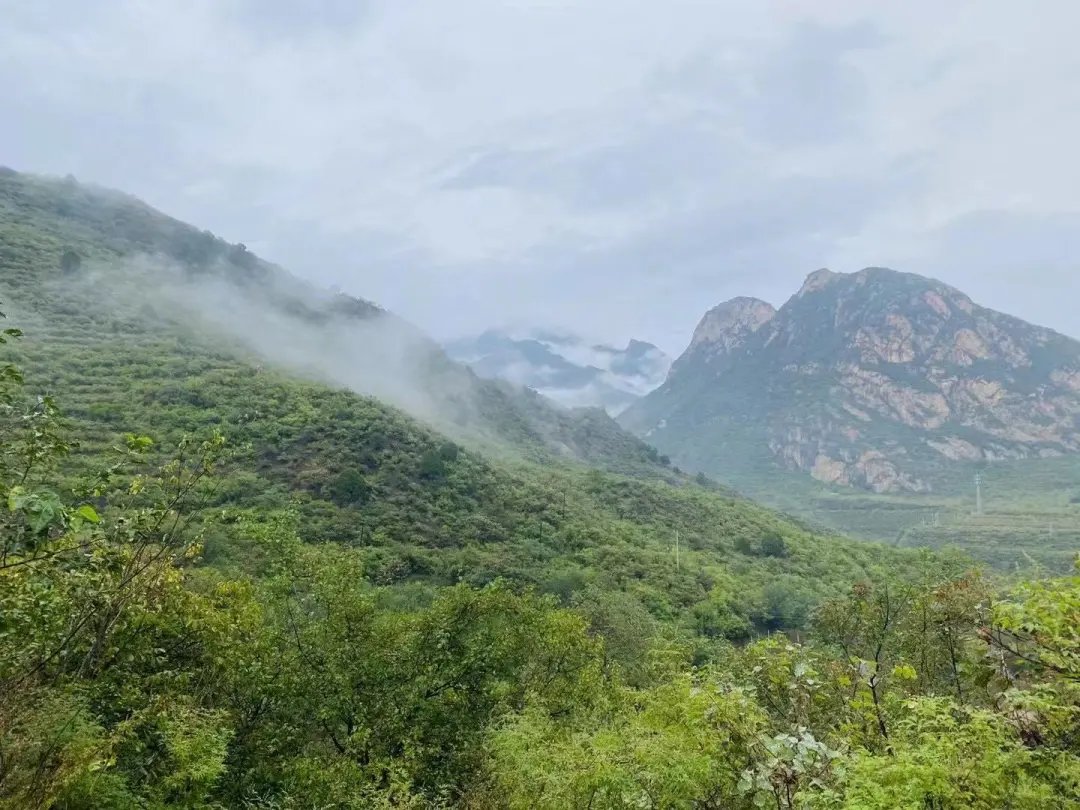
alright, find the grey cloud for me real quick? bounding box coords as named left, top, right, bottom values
left=443, top=20, right=884, bottom=211
left=742, top=23, right=879, bottom=147
left=440, top=119, right=747, bottom=211
left=234, top=0, right=377, bottom=38
left=917, top=211, right=1080, bottom=339
left=653, top=20, right=886, bottom=149
left=421, top=167, right=912, bottom=353
left=3, top=1, right=1079, bottom=353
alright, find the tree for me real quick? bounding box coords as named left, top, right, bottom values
left=0, top=420, right=234, bottom=807
left=988, top=562, right=1080, bottom=684
left=488, top=673, right=770, bottom=809
left=330, top=468, right=369, bottom=506
left=815, top=581, right=915, bottom=746
left=760, top=533, right=788, bottom=558
left=833, top=697, right=1064, bottom=809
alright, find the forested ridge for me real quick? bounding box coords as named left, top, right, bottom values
left=1, top=170, right=1078, bottom=807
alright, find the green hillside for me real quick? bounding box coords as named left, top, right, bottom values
left=667, top=447, right=1080, bottom=573
left=2, top=169, right=1078, bottom=807
left=0, top=169, right=679, bottom=483
left=0, top=168, right=928, bottom=643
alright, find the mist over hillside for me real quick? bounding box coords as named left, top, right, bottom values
left=73, top=254, right=484, bottom=427
left=0, top=169, right=679, bottom=480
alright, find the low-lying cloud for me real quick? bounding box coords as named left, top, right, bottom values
left=71, top=255, right=479, bottom=431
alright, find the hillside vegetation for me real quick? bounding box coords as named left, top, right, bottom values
left=1, top=169, right=1077, bottom=807
left=0, top=168, right=927, bottom=645
left=1, top=334, right=1078, bottom=807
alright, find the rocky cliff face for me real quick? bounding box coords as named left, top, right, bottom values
left=621, top=268, right=1080, bottom=493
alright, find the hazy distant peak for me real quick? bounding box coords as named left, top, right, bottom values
left=624, top=338, right=657, bottom=353
left=446, top=328, right=670, bottom=414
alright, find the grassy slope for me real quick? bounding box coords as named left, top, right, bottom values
left=0, top=168, right=943, bottom=642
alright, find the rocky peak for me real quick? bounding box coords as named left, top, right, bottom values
left=796, top=268, right=842, bottom=296
left=767, top=267, right=1001, bottom=364
left=622, top=266, right=1080, bottom=494
left=791, top=267, right=972, bottom=313
left=688, top=297, right=777, bottom=354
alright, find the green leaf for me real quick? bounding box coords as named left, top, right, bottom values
left=7, top=485, right=27, bottom=512
left=892, top=663, right=918, bottom=682
left=75, top=504, right=101, bottom=524
left=28, top=491, right=64, bottom=534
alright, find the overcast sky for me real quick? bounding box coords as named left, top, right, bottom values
left=3, top=1, right=1079, bottom=352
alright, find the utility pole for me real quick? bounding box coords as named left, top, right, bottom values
left=675, top=530, right=680, bottom=570
left=975, top=472, right=983, bottom=516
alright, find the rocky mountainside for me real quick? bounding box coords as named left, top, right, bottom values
left=446, top=329, right=670, bottom=414
left=620, top=267, right=1080, bottom=493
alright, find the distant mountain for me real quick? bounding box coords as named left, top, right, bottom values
left=445, top=329, right=670, bottom=414
left=620, top=268, right=1080, bottom=493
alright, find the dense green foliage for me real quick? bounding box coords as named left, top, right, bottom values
left=1, top=340, right=1077, bottom=806
left=2, top=170, right=1078, bottom=807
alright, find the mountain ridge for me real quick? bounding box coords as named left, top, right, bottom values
left=0, top=164, right=925, bottom=645
left=622, top=266, right=1080, bottom=493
